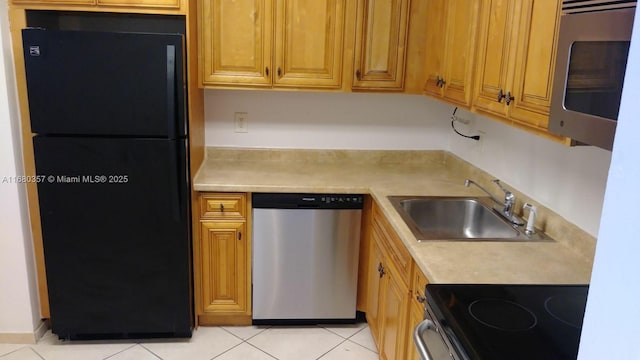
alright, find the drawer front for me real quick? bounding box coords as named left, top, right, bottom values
left=373, top=203, right=412, bottom=285
left=200, top=193, right=246, bottom=219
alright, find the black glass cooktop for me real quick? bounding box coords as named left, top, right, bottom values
left=426, top=284, right=589, bottom=360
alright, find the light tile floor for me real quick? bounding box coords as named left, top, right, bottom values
left=0, top=323, right=379, bottom=360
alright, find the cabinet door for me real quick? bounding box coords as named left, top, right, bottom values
left=352, top=0, right=410, bottom=89
left=406, top=266, right=429, bottom=359
left=273, top=0, right=345, bottom=88
left=201, top=221, right=249, bottom=314
left=200, top=0, right=273, bottom=86
left=423, top=0, right=447, bottom=97
left=473, top=0, right=519, bottom=117
left=509, top=0, right=561, bottom=130
left=379, top=264, right=409, bottom=360
left=366, top=236, right=385, bottom=344
left=441, top=0, right=479, bottom=106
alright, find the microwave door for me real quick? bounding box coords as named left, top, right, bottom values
left=549, top=7, right=634, bottom=151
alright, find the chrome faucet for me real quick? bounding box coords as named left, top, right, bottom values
left=464, top=179, right=524, bottom=226
left=491, top=179, right=516, bottom=218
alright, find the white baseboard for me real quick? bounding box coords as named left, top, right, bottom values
left=0, top=320, right=48, bottom=344
left=34, top=320, right=48, bottom=340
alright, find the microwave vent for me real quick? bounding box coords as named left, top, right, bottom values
left=563, top=0, right=636, bottom=13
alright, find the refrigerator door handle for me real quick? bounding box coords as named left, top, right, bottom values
left=166, top=45, right=177, bottom=139
left=168, top=141, right=183, bottom=222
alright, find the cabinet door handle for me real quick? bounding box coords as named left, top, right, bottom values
left=238, top=231, right=242, bottom=241
left=505, top=91, right=515, bottom=105
left=378, top=263, right=386, bottom=278
left=416, top=294, right=426, bottom=303
left=220, top=203, right=224, bottom=212
left=265, top=67, right=269, bottom=76
left=356, top=70, right=361, bottom=80
left=277, top=67, right=282, bottom=77
left=439, top=78, right=446, bottom=88
left=497, top=89, right=505, bottom=103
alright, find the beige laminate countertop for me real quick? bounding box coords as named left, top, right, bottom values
left=194, top=148, right=593, bottom=284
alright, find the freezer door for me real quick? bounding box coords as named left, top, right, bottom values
left=23, top=29, right=186, bottom=138
left=33, top=136, right=191, bottom=339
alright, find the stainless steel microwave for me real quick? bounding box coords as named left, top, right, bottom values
left=549, top=1, right=636, bottom=151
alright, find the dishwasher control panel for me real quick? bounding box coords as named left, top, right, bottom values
left=252, top=193, right=364, bottom=209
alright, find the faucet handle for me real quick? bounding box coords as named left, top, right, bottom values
left=491, top=179, right=512, bottom=195
left=492, top=179, right=518, bottom=221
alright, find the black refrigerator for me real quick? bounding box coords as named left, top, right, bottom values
left=22, top=29, right=192, bottom=340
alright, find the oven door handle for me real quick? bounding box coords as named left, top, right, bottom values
left=414, top=319, right=437, bottom=360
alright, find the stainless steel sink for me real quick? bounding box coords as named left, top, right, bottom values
left=388, top=196, right=551, bottom=241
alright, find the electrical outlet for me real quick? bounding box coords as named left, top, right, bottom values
left=234, top=112, right=248, bottom=133
left=476, top=130, right=486, bottom=151
left=454, top=115, right=471, bottom=125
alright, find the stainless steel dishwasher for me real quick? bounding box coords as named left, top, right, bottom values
left=252, top=193, right=363, bottom=324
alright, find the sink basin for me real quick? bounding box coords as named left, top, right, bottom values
left=388, top=196, right=550, bottom=241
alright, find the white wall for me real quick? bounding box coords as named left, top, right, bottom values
left=448, top=110, right=611, bottom=237
left=205, top=90, right=452, bottom=150
left=205, top=90, right=610, bottom=237
left=578, top=5, right=640, bottom=359
left=0, top=0, right=41, bottom=336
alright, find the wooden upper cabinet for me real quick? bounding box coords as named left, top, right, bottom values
left=473, top=0, right=519, bottom=117
left=199, top=0, right=345, bottom=88
left=423, top=0, right=447, bottom=97
left=473, top=0, right=562, bottom=133
left=440, top=0, right=479, bottom=106
left=200, top=0, right=272, bottom=86
left=509, top=0, right=561, bottom=130
left=352, top=0, right=410, bottom=90
left=423, top=0, right=478, bottom=107
left=273, top=0, right=345, bottom=88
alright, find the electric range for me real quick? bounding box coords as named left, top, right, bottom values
left=416, top=284, right=589, bottom=360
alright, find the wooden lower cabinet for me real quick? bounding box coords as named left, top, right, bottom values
left=379, top=264, right=410, bottom=360
left=366, top=236, right=385, bottom=338
left=363, top=200, right=431, bottom=359
left=198, top=193, right=251, bottom=325
left=406, top=264, right=429, bottom=360
left=406, top=300, right=424, bottom=360
left=366, top=202, right=412, bottom=360
left=201, top=221, right=247, bottom=313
